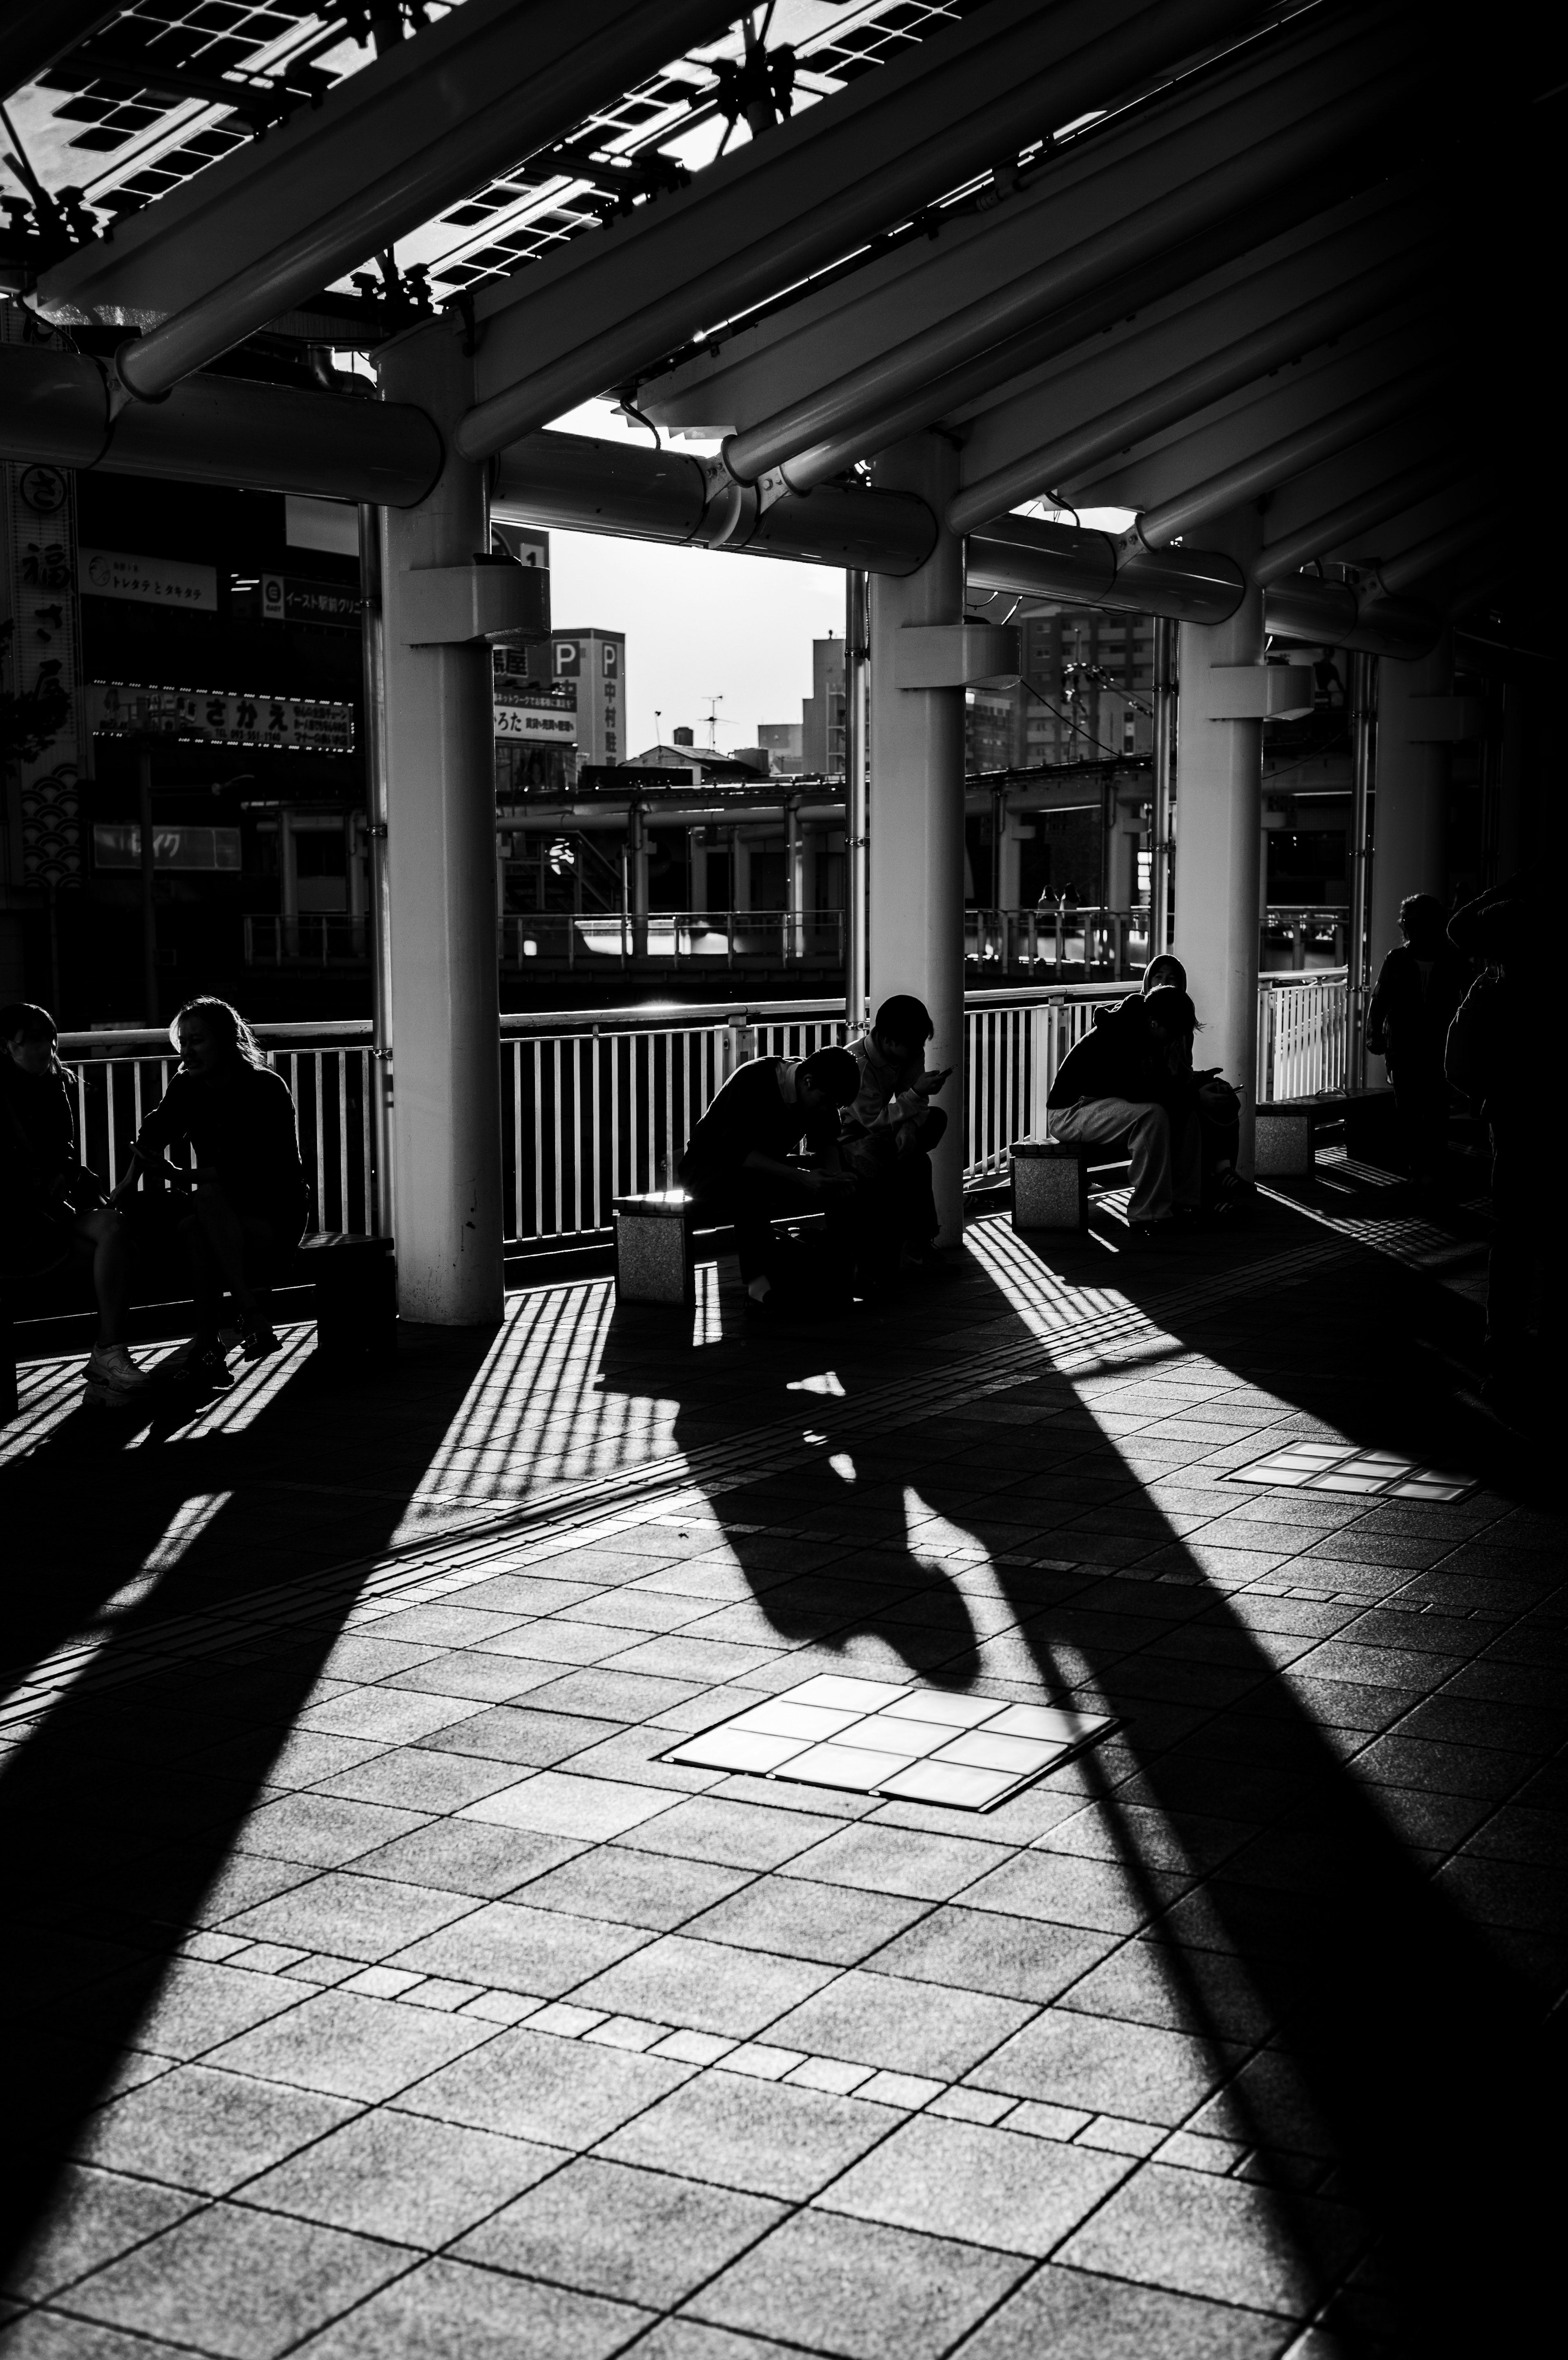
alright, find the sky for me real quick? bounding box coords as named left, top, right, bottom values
left=543, top=402, right=849, bottom=759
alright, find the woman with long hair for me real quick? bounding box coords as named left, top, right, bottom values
left=1, top=1001, right=151, bottom=1403
left=122, top=996, right=308, bottom=1388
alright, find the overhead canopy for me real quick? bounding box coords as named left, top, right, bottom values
left=1, top=0, right=1550, bottom=628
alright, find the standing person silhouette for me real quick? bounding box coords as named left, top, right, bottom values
left=1, top=1002, right=151, bottom=1404
left=121, top=998, right=307, bottom=1389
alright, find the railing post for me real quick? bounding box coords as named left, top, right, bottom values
left=1347, top=651, right=1376, bottom=1090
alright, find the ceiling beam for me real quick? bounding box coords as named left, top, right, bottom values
left=0, top=0, right=120, bottom=102
left=37, top=0, right=737, bottom=393
left=452, top=0, right=1310, bottom=460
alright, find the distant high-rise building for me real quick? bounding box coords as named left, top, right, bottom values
left=801, top=636, right=845, bottom=777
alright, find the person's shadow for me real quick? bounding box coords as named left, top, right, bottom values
left=596, top=1215, right=1559, bottom=2355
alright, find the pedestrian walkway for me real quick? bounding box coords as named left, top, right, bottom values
left=2, top=1194, right=1561, bottom=2359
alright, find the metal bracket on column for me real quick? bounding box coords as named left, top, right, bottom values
left=1402, top=696, right=1483, bottom=743
left=893, top=623, right=1020, bottom=689
left=1208, top=662, right=1314, bottom=720
left=399, top=562, right=547, bottom=645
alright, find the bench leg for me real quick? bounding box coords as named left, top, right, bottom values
left=1011, top=1156, right=1088, bottom=1231
left=614, top=1212, right=694, bottom=1305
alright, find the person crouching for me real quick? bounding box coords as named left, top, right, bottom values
left=1047, top=985, right=1201, bottom=1241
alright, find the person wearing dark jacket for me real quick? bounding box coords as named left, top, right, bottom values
left=841, top=994, right=951, bottom=1274
left=1367, top=893, right=1470, bottom=1181
left=1047, top=985, right=1201, bottom=1234
left=122, top=996, right=307, bottom=1385
left=1444, top=881, right=1553, bottom=1409
left=679, top=1044, right=859, bottom=1307
left=2, top=1001, right=151, bottom=1403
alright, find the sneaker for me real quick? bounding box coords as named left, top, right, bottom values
left=238, top=1315, right=281, bottom=1361
left=85, top=1343, right=152, bottom=1394
left=162, top=1336, right=234, bottom=1390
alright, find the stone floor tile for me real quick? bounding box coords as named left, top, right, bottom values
left=188, top=1859, right=318, bottom=1930
left=455, top=2155, right=783, bottom=2307
left=569, top=1933, right=836, bottom=2038
left=598, top=2071, right=893, bottom=2200
left=686, top=2208, right=1029, bottom=2360
left=955, top=2262, right=1293, bottom=2359
left=241, top=2109, right=566, bottom=2244
left=868, top=1905, right=1116, bottom=2005
left=2, top=2167, right=199, bottom=2304
left=925, top=2085, right=1015, bottom=2126
left=528, top=2002, right=609, bottom=2037
left=339, top=1966, right=423, bottom=1999
left=652, top=2029, right=735, bottom=2065
left=855, top=2071, right=943, bottom=2109
left=204, top=1987, right=496, bottom=2104
left=287, top=2254, right=649, bottom=2360
left=112, top=1962, right=312, bottom=2063
left=461, top=1771, right=682, bottom=1841
left=383, top=1651, right=571, bottom=1704
left=680, top=1876, right=930, bottom=1967
left=777, top=1822, right=1007, bottom=1900
left=716, top=2043, right=808, bottom=2081
left=764, top=1968, right=1033, bottom=2081
left=817, top=2112, right=1131, bottom=2254
left=395, top=2025, right=694, bottom=2149
left=787, top=2055, right=873, bottom=2095
left=72, top=2065, right=357, bottom=2195
left=388, top=1897, right=655, bottom=1996
left=297, top=1689, right=483, bottom=1745
left=1077, top=2114, right=1166, bottom=2156
left=1056, top=2161, right=1365, bottom=2317
left=970, top=2011, right=1240, bottom=2127
left=65, top=2203, right=408, bottom=2360
left=345, top=1820, right=584, bottom=1900
left=1055, top=1939, right=1284, bottom=2042
left=0, top=2313, right=180, bottom=2356
left=527, top=1668, right=713, bottom=1724
left=518, top=1845, right=754, bottom=1932
left=958, top=1849, right=1187, bottom=1934
left=235, top=1794, right=432, bottom=1870
left=221, top=1871, right=477, bottom=1965
left=621, top=2323, right=804, bottom=2360
left=421, top=1704, right=625, bottom=1769
left=615, top=1796, right=848, bottom=1871
left=312, top=1750, right=530, bottom=1815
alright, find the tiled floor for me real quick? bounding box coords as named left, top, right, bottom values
left=2, top=1186, right=1562, bottom=2360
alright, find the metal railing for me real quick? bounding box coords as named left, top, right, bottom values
left=500, top=910, right=845, bottom=969
left=1256, top=968, right=1349, bottom=1102
left=246, top=914, right=369, bottom=965
left=967, top=907, right=1152, bottom=979
left=56, top=973, right=1346, bottom=1256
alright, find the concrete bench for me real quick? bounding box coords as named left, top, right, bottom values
left=1009, top=1136, right=1133, bottom=1232
left=1254, top=1086, right=1396, bottom=1178
left=612, top=1186, right=829, bottom=1306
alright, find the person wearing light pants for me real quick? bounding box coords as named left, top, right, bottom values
left=1047, top=986, right=1202, bottom=1240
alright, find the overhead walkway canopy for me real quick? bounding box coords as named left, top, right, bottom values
left=0, top=0, right=1552, bottom=1319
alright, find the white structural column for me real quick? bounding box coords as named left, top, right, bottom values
left=1175, top=506, right=1266, bottom=1172
left=378, top=321, right=504, bottom=1325
left=1368, top=637, right=1452, bottom=971
left=869, top=435, right=965, bottom=1243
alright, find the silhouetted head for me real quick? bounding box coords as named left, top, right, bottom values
left=1143, top=986, right=1198, bottom=1046
left=796, top=1045, right=861, bottom=1113
left=1, top=1001, right=60, bottom=1077
left=1399, top=894, right=1449, bottom=955
left=1141, top=955, right=1187, bottom=996
left=173, top=996, right=263, bottom=1076
left=871, top=995, right=934, bottom=1062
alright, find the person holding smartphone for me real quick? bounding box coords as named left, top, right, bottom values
left=842, top=994, right=952, bottom=1280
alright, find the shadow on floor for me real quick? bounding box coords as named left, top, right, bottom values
left=597, top=1202, right=1559, bottom=2353
left=0, top=1322, right=502, bottom=2261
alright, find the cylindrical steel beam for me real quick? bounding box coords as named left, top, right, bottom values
left=776, top=187, right=1422, bottom=497
left=1150, top=617, right=1176, bottom=959
left=358, top=502, right=394, bottom=1240
left=0, top=341, right=442, bottom=505
left=869, top=435, right=967, bottom=1246
left=1347, top=649, right=1376, bottom=1085
left=951, top=250, right=1433, bottom=537
left=1375, top=510, right=1491, bottom=596
left=1264, top=577, right=1358, bottom=644
left=1253, top=453, right=1461, bottom=584
left=454, top=0, right=1276, bottom=462
left=1136, top=364, right=1434, bottom=549
left=844, top=569, right=870, bottom=1033
left=723, top=71, right=1412, bottom=497
left=378, top=321, right=504, bottom=1326
left=111, top=1, right=738, bottom=400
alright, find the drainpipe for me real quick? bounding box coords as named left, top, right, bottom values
left=359, top=503, right=394, bottom=1238
left=844, top=568, right=869, bottom=1030
left=1150, top=617, right=1176, bottom=959
left=628, top=803, right=649, bottom=961
left=1347, top=651, right=1377, bottom=1089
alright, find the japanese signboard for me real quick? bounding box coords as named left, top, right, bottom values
left=87, top=682, right=356, bottom=752
left=79, top=549, right=218, bottom=609
left=94, top=825, right=242, bottom=872
left=494, top=697, right=577, bottom=742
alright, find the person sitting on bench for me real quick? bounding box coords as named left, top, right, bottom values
left=841, top=994, right=951, bottom=1277
left=678, top=1044, right=860, bottom=1309
left=1047, top=984, right=1202, bottom=1240
left=119, top=997, right=307, bottom=1387
left=2, top=1000, right=151, bottom=1405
